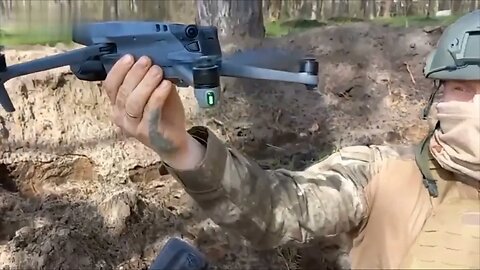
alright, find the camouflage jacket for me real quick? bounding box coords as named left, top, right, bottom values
left=164, top=126, right=418, bottom=250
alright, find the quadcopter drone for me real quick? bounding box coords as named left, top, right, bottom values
left=0, top=21, right=319, bottom=112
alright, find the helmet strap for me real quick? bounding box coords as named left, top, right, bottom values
left=422, top=80, right=442, bottom=120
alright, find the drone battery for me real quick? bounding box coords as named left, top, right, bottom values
left=193, top=65, right=220, bottom=107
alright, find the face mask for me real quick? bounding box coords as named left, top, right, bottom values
left=429, top=95, right=480, bottom=181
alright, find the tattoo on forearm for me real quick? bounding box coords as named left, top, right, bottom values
left=148, top=109, right=178, bottom=154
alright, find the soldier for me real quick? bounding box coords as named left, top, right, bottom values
left=103, top=10, right=479, bottom=269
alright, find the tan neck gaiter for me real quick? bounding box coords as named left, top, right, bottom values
left=429, top=95, right=480, bottom=181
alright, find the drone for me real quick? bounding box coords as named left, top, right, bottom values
left=0, top=21, right=319, bottom=112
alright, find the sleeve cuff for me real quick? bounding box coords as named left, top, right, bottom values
left=163, top=126, right=228, bottom=194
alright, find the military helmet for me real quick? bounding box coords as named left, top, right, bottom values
left=424, top=10, right=480, bottom=80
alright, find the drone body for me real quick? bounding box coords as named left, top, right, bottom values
left=0, top=21, right=319, bottom=112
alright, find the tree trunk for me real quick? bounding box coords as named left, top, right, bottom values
left=317, top=0, right=325, bottom=20
left=331, top=0, right=338, bottom=17
left=0, top=0, right=5, bottom=18
left=363, top=0, right=375, bottom=19
left=262, top=0, right=270, bottom=21
left=113, top=0, right=119, bottom=19
left=360, top=0, right=365, bottom=17
left=404, top=0, right=415, bottom=15
left=103, top=0, right=110, bottom=20
left=427, top=0, right=439, bottom=17
left=451, top=0, right=463, bottom=14
left=339, top=0, right=349, bottom=17
left=268, top=0, right=282, bottom=21
left=382, top=0, right=393, bottom=17
left=25, top=0, right=30, bottom=30
left=427, top=0, right=433, bottom=17
left=290, top=0, right=302, bottom=19
left=300, top=0, right=313, bottom=19
left=439, top=0, right=450, bottom=10
left=311, top=0, right=318, bottom=20
left=470, top=0, right=478, bottom=10
left=196, top=0, right=265, bottom=41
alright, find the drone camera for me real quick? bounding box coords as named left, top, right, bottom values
left=185, top=25, right=199, bottom=39
left=193, top=64, right=220, bottom=108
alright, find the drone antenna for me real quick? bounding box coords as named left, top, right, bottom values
left=0, top=51, right=15, bottom=112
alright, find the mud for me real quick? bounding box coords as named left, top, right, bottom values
left=0, top=22, right=443, bottom=269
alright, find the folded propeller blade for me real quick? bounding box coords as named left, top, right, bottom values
left=0, top=51, right=14, bottom=112
left=223, top=47, right=308, bottom=70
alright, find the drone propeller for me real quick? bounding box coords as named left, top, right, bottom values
left=218, top=46, right=318, bottom=87
left=0, top=49, right=15, bottom=112
left=0, top=44, right=114, bottom=112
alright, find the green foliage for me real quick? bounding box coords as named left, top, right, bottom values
left=326, top=16, right=365, bottom=23
left=265, top=16, right=369, bottom=37
left=265, top=19, right=328, bottom=37
left=264, top=14, right=460, bottom=38
left=280, top=19, right=329, bottom=28
left=373, top=15, right=461, bottom=28
left=0, top=25, right=72, bottom=46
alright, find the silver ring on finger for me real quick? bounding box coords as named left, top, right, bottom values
left=125, top=111, right=141, bottom=119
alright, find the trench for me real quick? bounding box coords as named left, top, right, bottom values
left=0, top=163, right=19, bottom=193
left=0, top=156, right=180, bottom=269
left=0, top=157, right=96, bottom=197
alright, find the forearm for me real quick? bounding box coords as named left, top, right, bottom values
left=161, top=133, right=206, bottom=171
left=163, top=126, right=369, bottom=249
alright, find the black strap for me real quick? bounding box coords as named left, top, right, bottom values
left=414, top=122, right=440, bottom=198
left=422, top=82, right=442, bottom=120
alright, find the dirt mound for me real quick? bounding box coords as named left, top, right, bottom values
left=0, top=22, right=442, bottom=270
left=206, top=22, right=441, bottom=169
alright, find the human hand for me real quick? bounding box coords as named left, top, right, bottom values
left=103, top=54, right=205, bottom=169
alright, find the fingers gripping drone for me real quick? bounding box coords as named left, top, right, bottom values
left=0, top=21, right=319, bottom=112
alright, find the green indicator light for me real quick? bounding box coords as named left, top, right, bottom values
left=206, top=91, right=215, bottom=106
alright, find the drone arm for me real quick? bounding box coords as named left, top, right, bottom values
left=1, top=44, right=114, bottom=81
left=0, top=84, right=14, bottom=112
left=220, top=61, right=318, bottom=86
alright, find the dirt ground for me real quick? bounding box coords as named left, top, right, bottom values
left=0, top=22, right=444, bottom=270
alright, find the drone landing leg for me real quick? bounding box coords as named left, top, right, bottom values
left=0, top=83, right=14, bottom=112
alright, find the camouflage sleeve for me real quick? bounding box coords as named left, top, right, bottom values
left=164, top=126, right=403, bottom=249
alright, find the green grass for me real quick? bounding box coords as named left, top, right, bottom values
left=264, top=14, right=460, bottom=37
left=373, top=14, right=460, bottom=28
left=265, top=19, right=329, bottom=37
left=0, top=25, right=72, bottom=46
left=264, top=17, right=367, bottom=37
